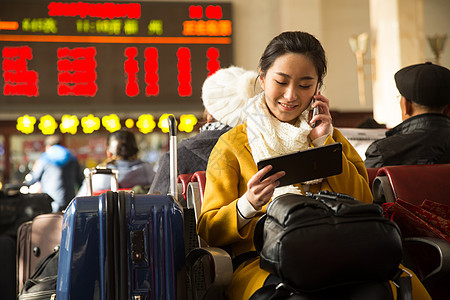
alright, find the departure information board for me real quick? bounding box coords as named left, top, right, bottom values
left=0, top=1, right=232, bottom=116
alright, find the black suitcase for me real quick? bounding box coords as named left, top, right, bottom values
left=0, top=187, right=53, bottom=238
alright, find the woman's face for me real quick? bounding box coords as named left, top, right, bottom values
left=259, top=53, right=318, bottom=124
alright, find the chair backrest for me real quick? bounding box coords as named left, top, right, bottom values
left=372, top=164, right=450, bottom=206
left=191, top=171, right=206, bottom=203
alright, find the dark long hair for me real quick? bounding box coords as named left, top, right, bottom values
left=258, top=31, right=327, bottom=87
left=100, top=130, right=139, bottom=166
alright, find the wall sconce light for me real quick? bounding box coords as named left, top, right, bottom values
left=349, top=32, right=369, bottom=106
left=427, top=34, right=447, bottom=65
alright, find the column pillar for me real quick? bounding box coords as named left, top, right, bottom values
left=369, top=0, right=425, bottom=128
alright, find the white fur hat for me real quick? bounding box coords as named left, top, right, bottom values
left=202, top=66, right=262, bottom=127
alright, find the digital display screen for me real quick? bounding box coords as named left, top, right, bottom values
left=0, top=1, right=233, bottom=116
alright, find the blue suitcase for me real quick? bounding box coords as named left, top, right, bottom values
left=57, top=116, right=186, bottom=299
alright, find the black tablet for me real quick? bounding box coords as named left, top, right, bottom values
left=257, top=143, right=343, bottom=187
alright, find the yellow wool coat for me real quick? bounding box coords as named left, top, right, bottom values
left=197, top=123, right=430, bottom=300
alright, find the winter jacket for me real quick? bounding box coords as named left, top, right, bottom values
left=365, top=113, right=450, bottom=168
left=25, top=145, right=84, bottom=212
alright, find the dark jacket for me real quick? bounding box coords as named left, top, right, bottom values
left=25, top=145, right=84, bottom=212
left=149, top=126, right=231, bottom=195
left=364, top=113, right=450, bottom=168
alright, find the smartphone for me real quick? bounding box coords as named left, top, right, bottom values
left=310, top=85, right=320, bottom=128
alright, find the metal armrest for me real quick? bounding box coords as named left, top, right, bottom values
left=403, top=237, right=450, bottom=282
left=372, top=175, right=395, bottom=205
left=186, top=182, right=204, bottom=247
left=402, top=237, right=450, bottom=299
left=187, top=182, right=201, bottom=222
left=186, top=247, right=233, bottom=300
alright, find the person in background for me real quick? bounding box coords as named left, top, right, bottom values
left=365, top=62, right=450, bottom=168
left=149, top=66, right=261, bottom=195
left=77, top=129, right=155, bottom=195
left=197, top=31, right=430, bottom=300
left=24, top=135, right=84, bottom=212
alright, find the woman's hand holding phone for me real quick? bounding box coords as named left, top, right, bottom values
left=309, top=89, right=333, bottom=141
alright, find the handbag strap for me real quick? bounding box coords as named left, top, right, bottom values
left=250, top=269, right=413, bottom=300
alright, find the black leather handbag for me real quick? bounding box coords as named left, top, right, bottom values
left=253, top=191, right=405, bottom=292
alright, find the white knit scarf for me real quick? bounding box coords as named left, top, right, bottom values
left=246, top=92, right=322, bottom=198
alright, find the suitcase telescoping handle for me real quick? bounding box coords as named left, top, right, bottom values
left=168, top=115, right=179, bottom=201
left=84, top=167, right=119, bottom=196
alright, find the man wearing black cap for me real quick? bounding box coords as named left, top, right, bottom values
left=365, top=62, right=450, bottom=168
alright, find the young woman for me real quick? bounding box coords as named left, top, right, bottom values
left=197, top=31, right=430, bottom=299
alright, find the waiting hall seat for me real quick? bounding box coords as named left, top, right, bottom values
left=180, top=171, right=232, bottom=300
left=372, top=164, right=450, bottom=300
left=184, top=166, right=450, bottom=299
left=372, top=164, right=450, bottom=206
